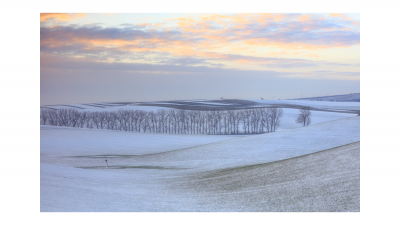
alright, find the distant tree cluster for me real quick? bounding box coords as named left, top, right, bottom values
left=40, top=107, right=283, bottom=135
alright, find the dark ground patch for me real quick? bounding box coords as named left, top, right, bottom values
left=71, top=154, right=139, bottom=159
left=78, top=165, right=181, bottom=170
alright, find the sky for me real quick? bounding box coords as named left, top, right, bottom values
left=40, top=13, right=360, bottom=105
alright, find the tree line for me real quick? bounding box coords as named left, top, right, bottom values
left=40, top=107, right=283, bottom=135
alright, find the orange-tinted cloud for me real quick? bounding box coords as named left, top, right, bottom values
left=328, top=13, right=353, bottom=21
left=40, top=13, right=86, bottom=22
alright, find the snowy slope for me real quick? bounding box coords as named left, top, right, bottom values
left=174, top=142, right=360, bottom=212
left=41, top=162, right=196, bottom=212
left=41, top=116, right=359, bottom=211
left=42, top=142, right=359, bottom=212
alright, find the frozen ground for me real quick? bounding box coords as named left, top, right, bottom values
left=41, top=116, right=360, bottom=212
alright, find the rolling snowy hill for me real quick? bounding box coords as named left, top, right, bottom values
left=41, top=116, right=360, bottom=211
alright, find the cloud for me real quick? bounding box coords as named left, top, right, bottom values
left=41, top=13, right=359, bottom=54
left=156, top=57, right=224, bottom=66
left=40, top=13, right=86, bottom=23
left=40, top=39, right=356, bottom=68
left=40, top=13, right=359, bottom=75
left=192, top=52, right=357, bottom=68
left=41, top=54, right=358, bottom=80
left=41, top=54, right=245, bottom=74
left=171, top=13, right=360, bottom=49
left=41, top=25, right=164, bottom=42
left=41, top=21, right=358, bottom=68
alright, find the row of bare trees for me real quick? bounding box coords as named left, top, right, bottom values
left=40, top=108, right=283, bottom=135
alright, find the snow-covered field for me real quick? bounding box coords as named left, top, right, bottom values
left=41, top=114, right=360, bottom=211
left=249, top=99, right=360, bottom=112
left=41, top=104, right=165, bottom=112
left=41, top=127, right=242, bottom=166
left=275, top=108, right=354, bottom=131
left=288, top=93, right=360, bottom=102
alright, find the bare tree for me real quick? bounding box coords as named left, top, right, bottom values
left=47, top=109, right=58, bottom=126
left=68, top=109, right=80, bottom=127
left=270, top=107, right=283, bottom=132
left=296, top=108, right=312, bottom=126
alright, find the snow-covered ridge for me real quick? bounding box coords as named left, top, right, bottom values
left=288, top=93, right=360, bottom=102
left=41, top=99, right=359, bottom=114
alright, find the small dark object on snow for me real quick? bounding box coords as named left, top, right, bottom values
left=105, top=159, right=109, bottom=166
